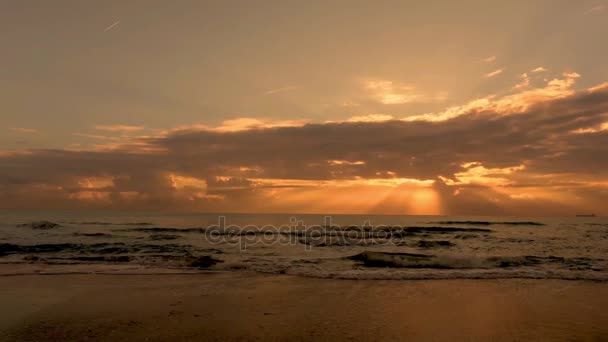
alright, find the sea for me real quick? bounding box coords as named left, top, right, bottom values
left=1, top=212, right=607, bottom=281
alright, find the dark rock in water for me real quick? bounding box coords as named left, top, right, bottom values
left=185, top=255, right=223, bottom=268
left=17, top=221, right=60, bottom=230
left=417, top=240, right=455, bottom=248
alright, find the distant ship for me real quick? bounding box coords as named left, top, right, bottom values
left=576, top=214, right=596, bottom=217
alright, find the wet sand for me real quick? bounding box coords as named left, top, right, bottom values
left=0, top=270, right=607, bottom=341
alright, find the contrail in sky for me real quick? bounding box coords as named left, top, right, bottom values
left=264, top=86, right=297, bottom=95
left=104, top=20, right=120, bottom=32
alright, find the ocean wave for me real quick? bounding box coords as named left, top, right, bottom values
left=0, top=242, right=196, bottom=256
left=166, top=226, right=492, bottom=238
left=115, top=227, right=204, bottom=233
left=290, top=268, right=608, bottom=281
left=47, top=255, right=132, bottom=263
left=1, top=265, right=604, bottom=281
left=149, top=234, right=180, bottom=241
left=347, top=251, right=602, bottom=271
left=72, top=232, right=115, bottom=238
left=434, top=221, right=545, bottom=226
left=184, top=255, right=223, bottom=268
left=403, top=226, right=492, bottom=233
left=66, top=221, right=155, bottom=226
left=16, top=221, right=61, bottom=229
left=416, top=240, right=455, bottom=248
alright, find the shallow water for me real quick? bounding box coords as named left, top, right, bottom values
left=1, top=212, right=607, bottom=280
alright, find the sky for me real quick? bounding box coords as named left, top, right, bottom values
left=1, top=0, right=608, bottom=215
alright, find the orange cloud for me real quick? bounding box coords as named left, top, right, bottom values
left=484, top=68, right=504, bottom=78
left=3, top=75, right=608, bottom=215
left=212, top=118, right=306, bottom=132
left=328, top=160, right=366, bottom=166
left=513, top=73, right=531, bottom=89
left=95, top=125, right=145, bottom=132
left=588, top=83, right=608, bottom=93
left=240, top=177, right=439, bottom=214
left=345, top=114, right=395, bottom=123
left=363, top=79, right=421, bottom=104
left=166, top=118, right=307, bottom=134
left=531, top=67, right=547, bottom=73
left=441, top=162, right=526, bottom=186
left=572, top=122, right=608, bottom=134
left=407, top=71, right=582, bottom=121
left=0, top=150, right=33, bottom=157
left=10, top=127, right=38, bottom=134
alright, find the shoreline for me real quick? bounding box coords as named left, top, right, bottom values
left=1, top=263, right=607, bottom=282
left=1, top=269, right=608, bottom=283
left=1, top=270, right=607, bottom=341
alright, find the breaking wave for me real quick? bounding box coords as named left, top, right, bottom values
left=347, top=251, right=601, bottom=270
left=434, top=221, right=545, bottom=226
left=1, top=215, right=607, bottom=281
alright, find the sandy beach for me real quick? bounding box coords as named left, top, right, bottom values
left=1, top=269, right=606, bottom=341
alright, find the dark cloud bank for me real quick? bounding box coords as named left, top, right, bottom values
left=1, top=86, right=608, bottom=215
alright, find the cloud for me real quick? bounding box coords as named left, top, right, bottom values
left=513, top=73, right=531, bottom=89
left=73, top=133, right=122, bottom=140
left=10, top=127, right=38, bottom=134
left=572, top=122, right=608, bottom=134
left=328, top=160, right=366, bottom=166
left=344, top=114, right=395, bottom=123
left=589, top=83, right=608, bottom=93
left=95, top=125, right=145, bottom=132
left=585, top=4, right=606, bottom=14
left=531, top=67, right=547, bottom=73
left=363, top=79, right=421, bottom=104
left=0, top=150, right=33, bottom=157
left=482, top=56, right=496, bottom=63
left=162, top=118, right=307, bottom=134
left=362, top=79, right=447, bottom=105
left=484, top=68, right=504, bottom=78
left=440, top=163, right=526, bottom=187
left=404, top=98, right=492, bottom=122
left=214, top=118, right=306, bottom=132
left=2, top=79, right=608, bottom=215
left=407, top=71, right=582, bottom=121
